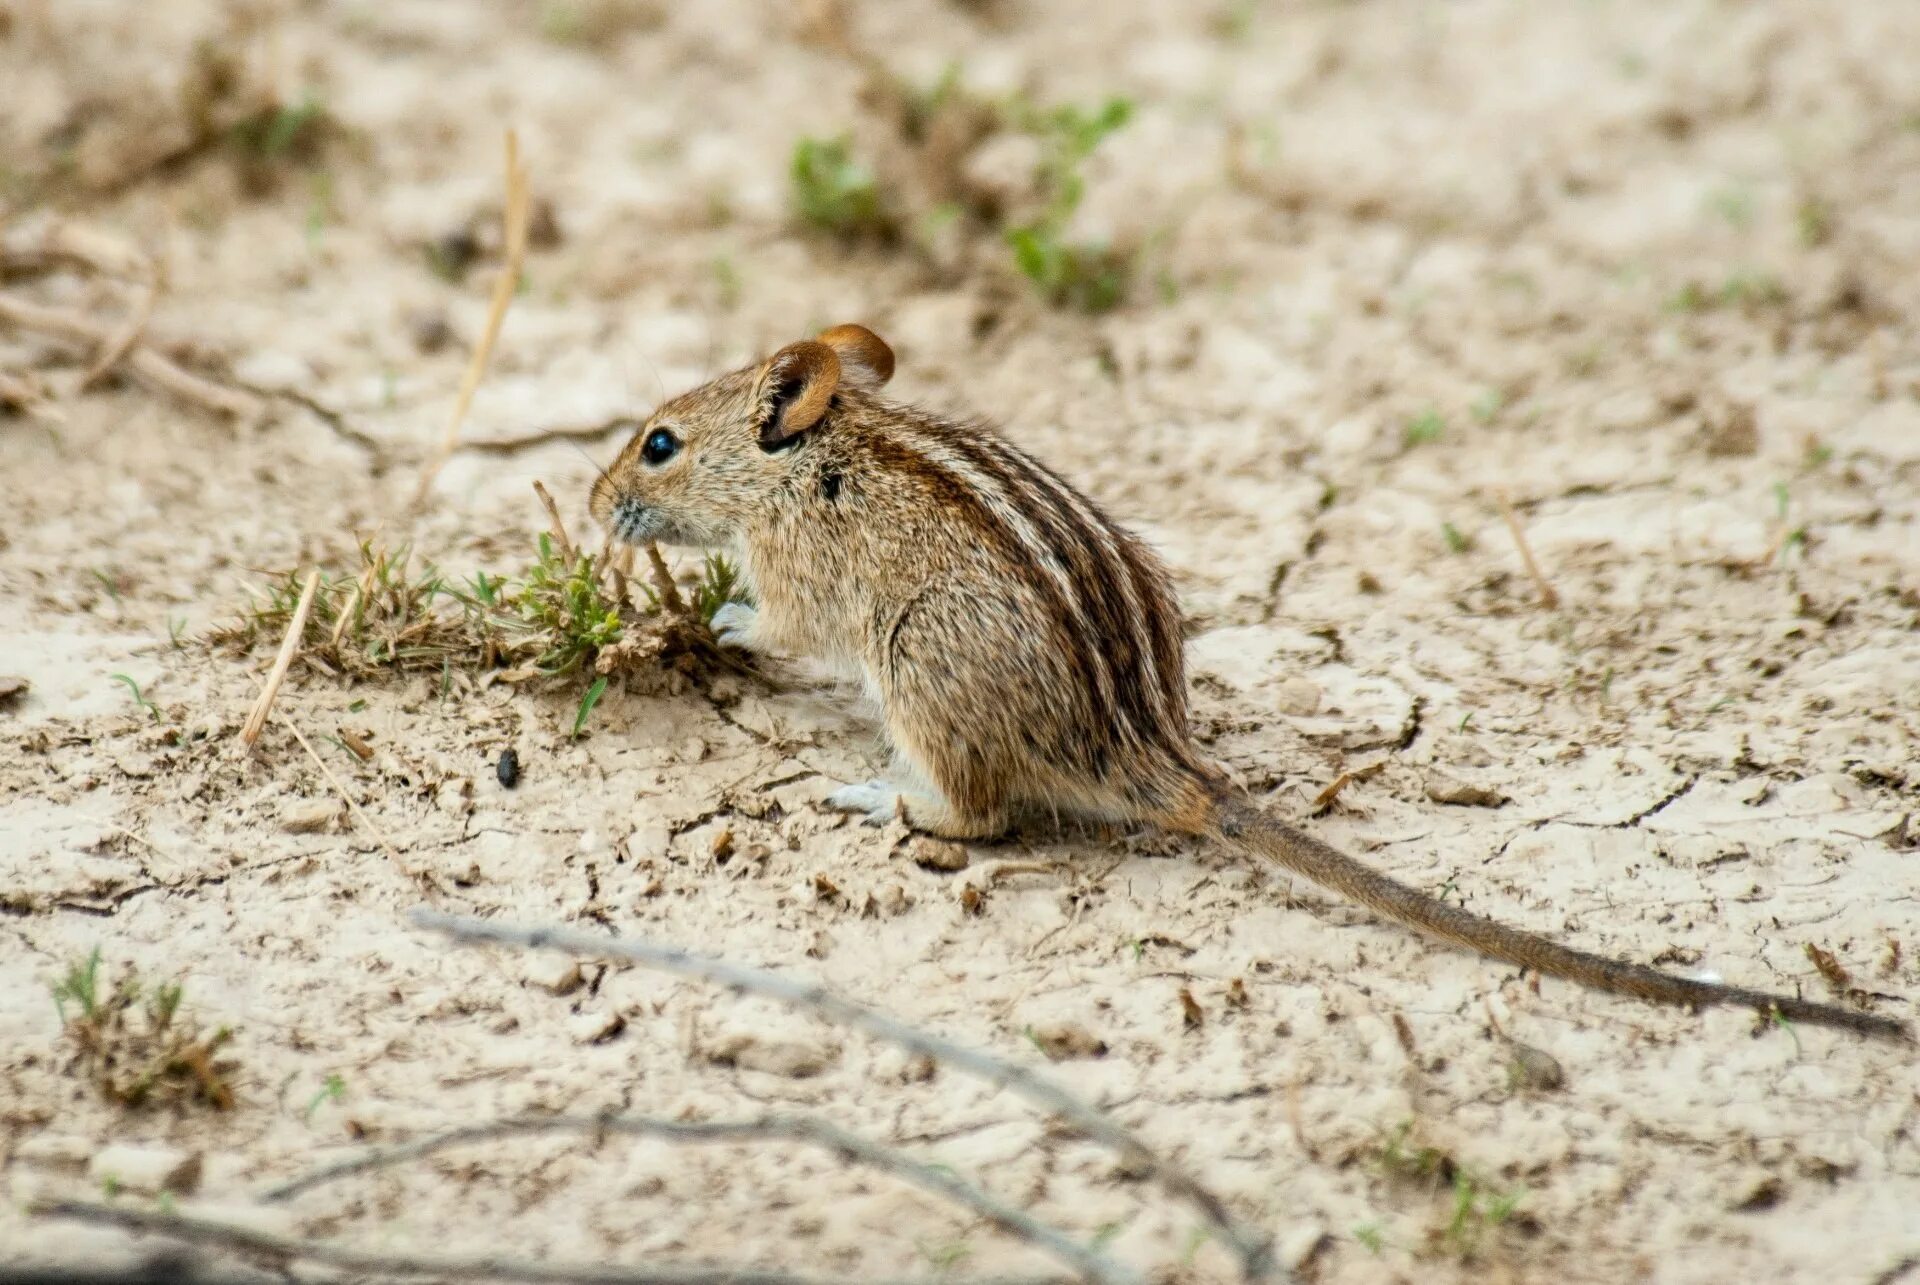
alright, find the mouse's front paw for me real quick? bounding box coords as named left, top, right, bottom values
left=708, top=602, right=759, bottom=649
left=824, top=779, right=904, bottom=826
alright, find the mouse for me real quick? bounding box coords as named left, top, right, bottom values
left=588, top=322, right=1907, bottom=1042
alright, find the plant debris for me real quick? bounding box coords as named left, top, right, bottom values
left=52, top=949, right=238, bottom=1110
left=212, top=534, right=750, bottom=690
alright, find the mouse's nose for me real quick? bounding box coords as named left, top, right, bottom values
left=607, top=495, right=654, bottom=546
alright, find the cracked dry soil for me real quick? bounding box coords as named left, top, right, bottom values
left=4, top=2, right=1920, bottom=1283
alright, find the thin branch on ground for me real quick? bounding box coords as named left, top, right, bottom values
left=274, top=700, right=438, bottom=901
left=410, top=910, right=1281, bottom=1283
left=81, top=265, right=161, bottom=390
left=0, top=217, right=154, bottom=280
left=451, top=415, right=637, bottom=454
left=30, top=1201, right=1065, bottom=1285
left=262, top=1112, right=1133, bottom=1285
left=0, top=293, right=263, bottom=421
left=0, top=367, right=65, bottom=421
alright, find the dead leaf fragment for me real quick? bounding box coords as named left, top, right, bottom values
left=1804, top=943, right=1850, bottom=992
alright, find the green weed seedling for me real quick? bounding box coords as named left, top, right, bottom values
left=791, top=135, right=892, bottom=240
left=1003, top=96, right=1135, bottom=311
left=1372, top=1120, right=1528, bottom=1261
left=1404, top=409, right=1444, bottom=447
left=110, top=674, right=160, bottom=721
left=571, top=676, right=609, bottom=739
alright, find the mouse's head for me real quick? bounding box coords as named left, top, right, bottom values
left=589, top=323, right=894, bottom=548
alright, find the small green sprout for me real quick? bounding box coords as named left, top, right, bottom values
left=304, top=1072, right=348, bottom=1120
left=111, top=674, right=160, bottom=721
left=572, top=676, right=609, bottom=739
left=790, top=135, right=890, bottom=240
left=1404, top=409, right=1444, bottom=447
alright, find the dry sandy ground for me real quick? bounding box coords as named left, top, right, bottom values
left=4, top=2, right=1920, bottom=1282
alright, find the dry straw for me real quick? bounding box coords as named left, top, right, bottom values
left=237, top=568, right=320, bottom=747
left=410, top=129, right=533, bottom=509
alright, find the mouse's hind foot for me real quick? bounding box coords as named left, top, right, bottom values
left=822, top=778, right=1001, bottom=839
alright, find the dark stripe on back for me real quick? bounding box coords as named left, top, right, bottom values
left=860, top=432, right=1109, bottom=775
left=929, top=424, right=1175, bottom=765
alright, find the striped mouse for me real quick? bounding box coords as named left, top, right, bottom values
left=588, top=323, right=1907, bottom=1041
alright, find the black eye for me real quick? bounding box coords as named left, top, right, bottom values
left=640, top=428, right=680, bottom=466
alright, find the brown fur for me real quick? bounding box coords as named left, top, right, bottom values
left=589, top=324, right=1909, bottom=1042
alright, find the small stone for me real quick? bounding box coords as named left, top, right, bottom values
left=1507, top=1041, right=1567, bottom=1092
left=1278, top=1224, right=1331, bottom=1271
left=1028, top=1022, right=1107, bottom=1062
left=874, top=1049, right=937, bottom=1084
left=408, top=310, right=456, bottom=354
left=908, top=837, right=970, bottom=872
left=89, top=1144, right=201, bottom=1195
left=571, top=1011, right=626, bottom=1045
left=1424, top=772, right=1508, bottom=807
left=524, top=957, right=584, bottom=997
left=280, top=799, right=343, bottom=833
left=496, top=748, right=520, bottom=788
left=13, top=1133, right=91, bottom=1171
left=0, top=675, right=28, bottom=709
left=701, top=1028, right=838, bottom=1078
left=1275, top=677, right=1322, bottom=717
left=1702, top=403, right=1760, bottom=457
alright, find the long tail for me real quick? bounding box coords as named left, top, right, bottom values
left=1207, top=794, right=1909, bottom=1042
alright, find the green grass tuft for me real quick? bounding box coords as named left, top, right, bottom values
left=791, top=135, right=892, bottom=240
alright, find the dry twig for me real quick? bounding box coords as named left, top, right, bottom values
left=239, top=569, right=320, bottom=748
left=274, top=702, right=434, bottom=900
left=1492, top=489, right=1559, bottom=609
left=81, top=268, right=161, bottom=390
left=0, top=368, right=64, bottom=421
left=411, top=129, right=532, bottom=508
left=644, top=542, right=688, bottom=616
left=532, top=479, right=577, bottom=564
left=411, top=911, right=1281, bottom=1282
left=263, top=1112, right=1132, bottom=1285
left=0, top=293, right=262, bottom=420
left=31, top=1201, right=1060, bottom=1285
left=1309, top=761, right=1385, bottom=814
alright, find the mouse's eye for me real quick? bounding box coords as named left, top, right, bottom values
left=640, top=427, right=680, bottom=466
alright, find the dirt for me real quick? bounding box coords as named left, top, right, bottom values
left=4, top=2, right=1920, bottom=1282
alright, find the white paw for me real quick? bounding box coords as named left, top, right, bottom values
left=709, top=601, right=759, bottom=649
left=824, top=779, right=904, bottom=826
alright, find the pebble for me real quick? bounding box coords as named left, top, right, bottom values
left=1275, top=677, right=1323, bottom=717
left=1424, top=771, right=1508, bottom=807
left=524, top=957, right=584, bottom=997
left=279, top=799, right=343, bottom=833
left=89, top=1144, right=201, bottom=1195
left=907, top=837, right=970, bottom=872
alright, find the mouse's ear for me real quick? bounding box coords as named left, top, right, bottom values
left=817, top=324, right=895, bottom=389
left=756, top=340, right=841, bottom=448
